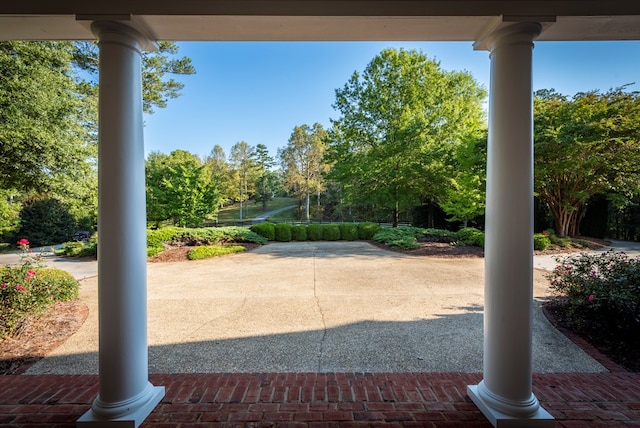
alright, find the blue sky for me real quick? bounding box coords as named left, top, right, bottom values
left=142, top=40, right=640, bottom=161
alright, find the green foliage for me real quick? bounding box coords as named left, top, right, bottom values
left=307, top=224, right=323, bottom=241
left=339, top=223, right=359, bottom=241
left=534, top=87, right=640, bottom=237
left=534, top=233, right=551, bottom=251
left=548, top=250, right=640, bottom=330
left=322, top=224, right=341, bottom=241
left=357, top=222, right=381, bottom=240
left=187, top=245, right=245, bottom=260
left=280, top=123, right=329, bottom=221
left=249, top=222, right=276, bottom=241
left=372, top=226, right=421, bottom=249
left=0, top=242, right=79, bottom=337
left=0, top=41, right=93, bottom=193
left=16, top=197, right=77, bottom=247
left=327, top=48, right=487, bottom=226
left=454, top=227, right=484, bottom=247
left=423, top=228, right=457, bottom=239
left=229, top=141, right=258, bottom=222
left=146, top=150, right=220, bottom=227
left=171, top=226, right=267, bottom=246
left=291, top=225, right=308, bottom=241
left=274, top=223, right=292, bottom=242
left=147, top=227, right=180, bottom=249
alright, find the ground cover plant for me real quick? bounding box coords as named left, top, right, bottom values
left=187, top=245, right=246, bottom=260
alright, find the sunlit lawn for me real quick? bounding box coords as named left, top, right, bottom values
left=216, top=197, right=296, bottom=223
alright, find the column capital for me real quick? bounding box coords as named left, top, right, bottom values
left=474, top=20, right=543, bottom=52
left=90, top=20, right=156, bottom=53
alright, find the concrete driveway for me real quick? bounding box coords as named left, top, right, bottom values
left=22, top=241, right=607, bottom=375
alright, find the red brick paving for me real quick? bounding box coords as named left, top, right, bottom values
left=0, top=372, right=638, bottom=427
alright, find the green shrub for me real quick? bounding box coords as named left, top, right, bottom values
left=147, top=227, right=180, bottom=249
left=455, top=227, right=485, bottom=247
left=358, top=222, right=381, bottom=240
left=423, top=228, right=456, bottom=238
left=188, top=245, right=245, bottom=260
left=548, top=250, right=640, bottom=330
left=0, top=242, right=79, bottom=337
left=307, top=224, right=323, bottom=241
left=172, top=226, right=267, bottom=246
left=147, top=246, right=164, bottom=257
left=16, top=197, right=77, bottom=247
left=250, top=222, right=275, bottom=241
left=372, top=226, right=420, bottom=249
left=274, top=223, right=292, bottom=242
left=534, top=233, right=551, bottom=251
left=291, top=225, right=307, bottom=241
left=323, top=224, right=341, bottom=241
left=339, top=223, right=358, bottom=241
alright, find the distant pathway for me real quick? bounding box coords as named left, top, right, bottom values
left=251, top=204, right=296, bottom=223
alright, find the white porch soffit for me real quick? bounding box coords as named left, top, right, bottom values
left=0, top=1, right=640, bottom=42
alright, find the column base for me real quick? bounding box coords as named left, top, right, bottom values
left=467, top=385, right=554, bottom=428
left=77, top=385, right=164, bottom=428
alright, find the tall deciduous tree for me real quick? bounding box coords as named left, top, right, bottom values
left=255, top=144, right=275, bottom=212
left=229, top=141, right=257, bottom=222
left=279, top=123, right=328, bottom=221
left=205, top=144, right=235, bottom=210
left=534, top=87, right=640, bottom=237
left=440, top=134, right=487, bottom=227
left=146, top=150, right=219, bottom=227
left=0, top=41, right=93, bottom=193
left=327, top=48, right=486, bottom=226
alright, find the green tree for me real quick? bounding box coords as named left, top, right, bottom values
left=534, top=87, right=640, bottom=237
left=279, top=123, right=328, bottom=221
left=440, top=134, right=487, bottom=227
left=73, top=41, right=196, bottom=114
left=0, top=41, right=93, bottom=193
left=145, top=150, right=219, bottom=227
left=205, top=144, right=235, bottom=210
left=255, top=144, right=275, bottom=212
left=327, top=48, right=486, bottom=226
left=229, top=141, right=257, bottom=222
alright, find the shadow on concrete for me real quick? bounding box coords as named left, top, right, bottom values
left=24, top=308, right=605, bottom=376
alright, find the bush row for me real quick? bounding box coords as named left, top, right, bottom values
left=372, top=226, right=486, bottom=250
left=249, top=222, right=381, bottom=242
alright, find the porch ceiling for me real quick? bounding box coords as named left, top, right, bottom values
left=0, top=1, right=640, bottom=42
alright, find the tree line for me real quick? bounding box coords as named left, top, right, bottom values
left=2, top=43, right=640, bottom=243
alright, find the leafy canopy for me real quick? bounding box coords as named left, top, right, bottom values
left=326, top=48, right=486, bottom=226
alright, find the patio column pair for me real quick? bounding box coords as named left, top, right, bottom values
left=75, top=17, right=554, bottom=428
left=467, top=22, right=554, bottom=426
left=77, top=20, right=164, bottom=427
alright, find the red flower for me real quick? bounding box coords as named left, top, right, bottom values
left=27, top=270, right=36, bottom=278
left=15, top=285, right=25, bottom=292
left=1, top=283, right=7, bottom=288
left=17, top=238, right=29, bottom=247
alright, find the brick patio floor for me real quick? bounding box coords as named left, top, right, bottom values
left=1, top=372, right=639, bottom=427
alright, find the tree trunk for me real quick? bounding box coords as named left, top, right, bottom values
left=239, top=181, right=243, bottom=222
left=393, top=199, right=399, bottom=228
left=262, top=177, right=267, bottom=212
left=305, top=191, right=310, bottom=221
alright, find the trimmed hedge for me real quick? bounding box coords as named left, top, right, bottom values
left=455, top=227, right=485, bottom=247
left=534, top=233, right=551, bottom=251
left=339, top=223, right=359, bottom=241
left=188, top=245, right=245, bottom=260
left=291, top=225, right=307, bottom=241
left=274, top=223, right=292, bottom=242
left=358, top=222, right=381, bottom=240
left=307, top=224, right=323, bottom=241
left=250, top=222, right=276, bottom=241
left=323, top=224, right=341, bottom=241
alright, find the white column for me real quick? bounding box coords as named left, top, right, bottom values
left=78, top=21, right=164, bottom=428
left=467, top=22, right=553, bottom=427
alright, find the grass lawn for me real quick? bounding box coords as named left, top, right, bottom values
left=216, top=197, right=296, bottom=223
